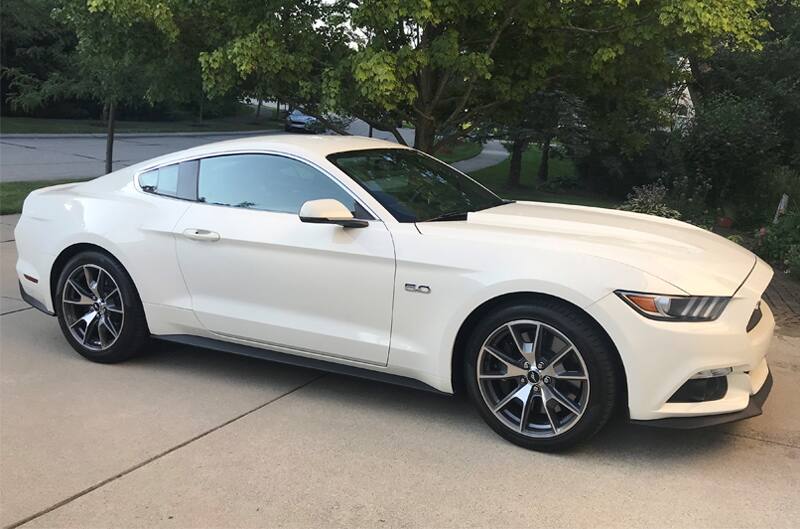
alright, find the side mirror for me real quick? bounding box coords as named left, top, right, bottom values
left=299, top=199, right=368, bottom=228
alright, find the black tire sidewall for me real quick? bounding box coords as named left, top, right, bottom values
left=56, top=251, right=148, bottom=363
left=464, top=300, right=617, bottom=451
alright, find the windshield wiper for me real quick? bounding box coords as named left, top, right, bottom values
left=423, top=210, right=469, bottom=222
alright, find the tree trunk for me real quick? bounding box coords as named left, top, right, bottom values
left=538, top=135, right=552, bottom=182
left=508, top=138, right=527, bottom=187
left=198, top=97, right=204, bottom=122
left=275, top=99, right=281, bottom=119
left=687, top=55, right=709, bottom=109
left=413, top=117, right=436, bottom=153
left=256, top=99, right=262, bottom=117
left=105, top=100, right=116, bottom=174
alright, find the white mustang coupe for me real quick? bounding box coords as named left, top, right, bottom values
left=15, top=135, right=774, bottom=451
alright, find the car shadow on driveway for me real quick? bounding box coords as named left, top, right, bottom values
left=137, top=339, right=739, bottom=462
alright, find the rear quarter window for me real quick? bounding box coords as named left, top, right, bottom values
left=138, top=161, right=197, bottom=200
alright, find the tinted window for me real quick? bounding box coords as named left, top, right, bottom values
left=197, top=154, right=370, bottom=217
left=138, top=162, right=195, bottom=200
left=157, top=164, right=179, bottom=196
left=328, top=149, right=504, bottom=222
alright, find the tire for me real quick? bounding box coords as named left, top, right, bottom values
left=55, top=250, right=149, bottom=363
left=464, top=298, right=618, bottom=451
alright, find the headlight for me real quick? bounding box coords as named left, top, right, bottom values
left=615, top=291, right=730, bottom=321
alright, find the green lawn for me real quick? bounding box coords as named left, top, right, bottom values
left=0, top=112, right=283, bottom=134
left=469, top=146, right=619, bottom=209
left=434, top=141, right=482, bottom=164
left=0, top=179, right=84, bottom=215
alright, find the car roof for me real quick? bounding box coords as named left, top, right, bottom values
left=139, top=134, right=412, bottom=171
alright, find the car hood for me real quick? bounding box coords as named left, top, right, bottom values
left=417, top=201, right=757, bottom=296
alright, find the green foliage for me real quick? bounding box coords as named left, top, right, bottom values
left=760, top=212, right=800, bottom=275
left=619, top=182, right=682, bottom=219
left=667, top=170, right=714, bottom=223
left=692, top=1, right=800, bottom=168
left=192, top=0, right=770, bottom=152
left=682, top=94, right=781, bottom=217
left=58, top=0, right=181, bottom=105
left=1, top=0, right=76, bottom=112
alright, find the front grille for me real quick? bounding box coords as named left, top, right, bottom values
left=746, top=301, right=763, bottom=332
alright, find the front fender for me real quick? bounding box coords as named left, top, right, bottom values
left=386, top=227, right=683, bottom=393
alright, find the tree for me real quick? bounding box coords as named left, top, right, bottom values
left=55, top=0, right=181, bottom=173
left=335, top=0, right=769, bottom=152
left=1, top=0, right=75, bottom=114
left=193, top=1, right=768, bottom=154
left=658, top=1, right=800, bottom=225
left=478, top=91, right=580, bottom=187
left=4, top=0, right=186, bottom=173
left=691, top=0, right=800, bottom=167
left=197, top=0, right=351, bottom=131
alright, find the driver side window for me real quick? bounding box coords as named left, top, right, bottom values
left=197, top=154, right=373, bottom=219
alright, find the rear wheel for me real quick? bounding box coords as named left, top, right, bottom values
left=56, top=251, right=149, bottom=363
left=464, top=299, right=618, bottom=451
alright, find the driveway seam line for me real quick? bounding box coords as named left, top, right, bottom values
left=722, top=431, right=799, bottom=450
left=4, top=372, right=327, bottom=529
left=0, top=307, right=32, bottom=317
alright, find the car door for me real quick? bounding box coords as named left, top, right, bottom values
left=173, top=153, right=395, bottom=366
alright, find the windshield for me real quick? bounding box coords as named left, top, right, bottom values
left=328, top=149, right=505, bottom=222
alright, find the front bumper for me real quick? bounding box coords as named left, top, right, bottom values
left=630, top=371, right=772, bottom=429
left=286, top=121, right=315, bottom=131
left=587, top=257, right=775, bottom=423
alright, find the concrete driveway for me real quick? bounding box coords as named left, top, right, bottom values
left=1, top=214, right=799, bottom=529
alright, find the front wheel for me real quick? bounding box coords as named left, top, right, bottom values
left=464, top=299, right=618, bottom=451
left=55, top=251, right=149, bottom=363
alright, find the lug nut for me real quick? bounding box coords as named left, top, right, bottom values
left=533, top=385, right=540, bottom=392
left=543, top=376, right=552, bottom=384
left=520, top=377, right=527, bottom=384
left=522, top=362, right=530, bottom=370
left=537, top=362, right=545, bottom=369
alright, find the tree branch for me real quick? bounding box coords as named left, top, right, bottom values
left=438, top=0, right=523, bottom=133
left=358, top=115, right=409, bottom=145
left=552, top=12, right=656, bottom=35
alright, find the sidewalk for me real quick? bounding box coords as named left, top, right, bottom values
left=451, top=140, right=508, bottom=172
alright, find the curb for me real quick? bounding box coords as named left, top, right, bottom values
left=0, top=130, right=281, bottom=140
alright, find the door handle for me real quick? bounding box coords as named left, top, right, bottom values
left=182, top=228, right=220, bottom=242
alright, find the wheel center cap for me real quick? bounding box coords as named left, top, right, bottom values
left=527, top=371, right=540, bottom=384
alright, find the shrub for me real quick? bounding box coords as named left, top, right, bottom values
left=682, top=94, right=782, bottom=226
left=759, top=211, right=800, bottom=275
left=619, top=182, right=681, bottom=219
left=667, top=170, right=714, bottom=223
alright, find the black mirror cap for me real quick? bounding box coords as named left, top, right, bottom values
left=299, top=216, right=368, bottom=228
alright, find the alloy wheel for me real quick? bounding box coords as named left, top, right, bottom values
left=61, top=264, right=124, bottom=351
left=476, top=319, right=590, bottom=438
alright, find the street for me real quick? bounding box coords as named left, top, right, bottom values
left=1, top=213, right=799, bottom=529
